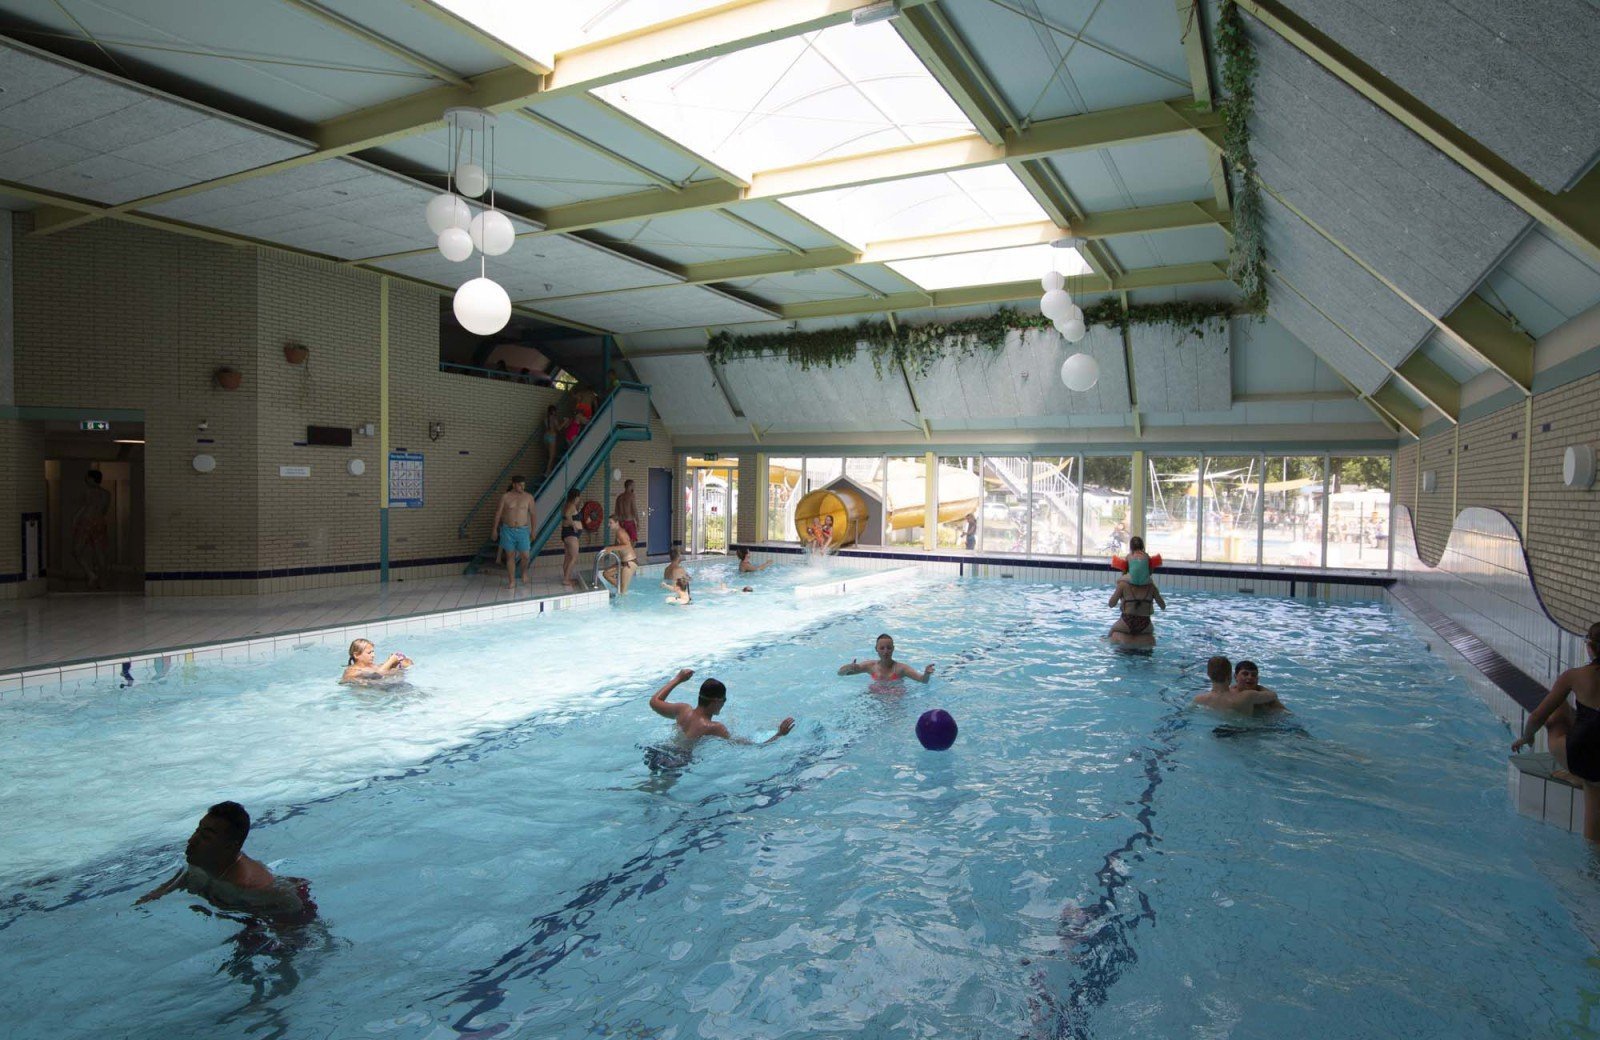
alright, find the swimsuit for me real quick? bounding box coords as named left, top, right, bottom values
left=1121, top=614, right=1151, bottom=636
left=564, top=514, right=582, bottom=540
left=498, top=524, right=531, bottom=553
left=621, top=520, right=638, bottom=542
left=1569, top=695, right=1600, bottom=782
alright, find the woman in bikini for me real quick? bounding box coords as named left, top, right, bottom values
left=340, top=639, right=411, bottom=685
left=560, top=488, right=583, bottom=589
left=1515, top=620, right=1600, bottom=841
left=1108, top=577, right=1165, bottom=647
left=602, top=517, right=639, bottom=594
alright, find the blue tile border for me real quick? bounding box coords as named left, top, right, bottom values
left=143, top=543, right=638, bottom=582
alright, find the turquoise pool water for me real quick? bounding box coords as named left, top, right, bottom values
left=1, top=564, right=1594, bottom=1039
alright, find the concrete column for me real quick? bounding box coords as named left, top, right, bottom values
left=924, top=451, right=936, bottom=550
left=1130, top=450, right=1147, bottom=539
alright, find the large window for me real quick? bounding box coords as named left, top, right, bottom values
left=1028, top=456, right=1081, bottom=557
left=1202, top=455, right=1261, bottom=565
left=980, top=456, right=1030, bottom=553
left=1262, top=456, right=1325, bottom=567
left=1325, top=456, right=1391, bottom=568
left=1146, top=455, right=1199, bottom=561
left=1082, top=455, right=1133, bottom=555
left=937, top=456, right=982, bottom=550
left=766, top=456, right=802, bottom=541
left=884, top=456, right=928, bottom=547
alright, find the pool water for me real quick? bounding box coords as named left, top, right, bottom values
left=2, top=564, right=1595, bottom=1040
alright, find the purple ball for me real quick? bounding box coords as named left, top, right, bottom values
left=916, top=709, right=958, bottom=751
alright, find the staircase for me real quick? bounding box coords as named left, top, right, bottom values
left=988, top=456, right=1082, bottom=543
left=459, top=382, right=653, bottom=575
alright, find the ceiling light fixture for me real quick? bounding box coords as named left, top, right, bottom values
left=851, top=1, right=899, bottom=26
left=423, top=107, right=514, bottom=336
left=1042, top=254, right=1094, bottom=390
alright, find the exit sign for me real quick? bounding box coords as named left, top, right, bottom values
left=79, top=420, right=110, bottom=431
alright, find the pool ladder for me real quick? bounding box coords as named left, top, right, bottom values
left=595, top=549, right=620, bottom=596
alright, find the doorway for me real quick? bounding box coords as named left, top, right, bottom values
left=43, top=420, right=145, bottom=594
left=646, top=466, right=673, bottom=557
left=685, top=456, right=737, bottom=555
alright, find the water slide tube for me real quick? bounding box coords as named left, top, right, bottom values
left=789, top=463, right=982, bottom=546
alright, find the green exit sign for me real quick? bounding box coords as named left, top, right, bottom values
left=79, top=420, right=110, bottom=431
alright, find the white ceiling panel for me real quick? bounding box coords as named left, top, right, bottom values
left=718, top=351, right=920, bottom=433
left=0, top=41, right=308, bottom=205
left=534, top=284, right=777, bottom=333
left=628, top=353, right=740, bottom=433
left=145, top=158, right=435, bottom=259
left=723, top=200, right=854, bottom=253
left=722, top=268, right=862, bottom=306
left=1129, top=320, right=1232, bottom=413
left=913, top=327, right=1130, bottom=424
left=378, top=231, right=678, bottom=301
left=598, top=210, right=790, bottom=266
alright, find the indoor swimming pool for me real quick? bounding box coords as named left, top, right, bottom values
left=1, top=562, right=1594, bottom=1040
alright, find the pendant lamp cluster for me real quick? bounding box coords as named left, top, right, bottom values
left=1040, top=244, right=1099, bottom=392
left=423, top=108, right=514, bottom=336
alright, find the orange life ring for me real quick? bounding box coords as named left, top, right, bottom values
left=580, top=500, right=604, bottom=532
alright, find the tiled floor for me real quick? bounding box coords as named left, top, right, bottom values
left=0, top=570, right=591, bottom=674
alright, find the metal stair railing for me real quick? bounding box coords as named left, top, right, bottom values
left=460, top=382, right=653, bottom=575
left=989, top=456, right=1082, bottom=536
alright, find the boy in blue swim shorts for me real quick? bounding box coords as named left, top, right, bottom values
left=492, top=475, right=537, bottom=589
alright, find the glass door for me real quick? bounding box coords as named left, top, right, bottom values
left=686, top=457, right=738, bottom=554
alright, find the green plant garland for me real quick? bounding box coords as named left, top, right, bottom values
left=1217, top=0, right=1266, bottom=310
left=707, top=301, right=1238, bottom=375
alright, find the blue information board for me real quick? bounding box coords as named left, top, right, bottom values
left=388, top=451, right=424, bottom=508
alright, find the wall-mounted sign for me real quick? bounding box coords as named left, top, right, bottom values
left=79, top=420, right=110, bottom=431
left=279, top=465, right=311, bottom=478
left=389, top=451, right=424, bottom=508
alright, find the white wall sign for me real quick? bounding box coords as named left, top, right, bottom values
left=279, top=465, right=311, bottom=478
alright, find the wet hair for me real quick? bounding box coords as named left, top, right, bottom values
left=736, top=547, right=749, bottom=560
left=698, top=678, right=726, bottom=705
left=876, top=633, right=892, bottom=645
left=511, top=474, right=526, bottom=486
left=86, top=469, right=103, bottom=484
left=347, top=638, right=372, bottom=665
left=1234, top=659, right=1258, bottom=675
left=675, top=576, right=690, bottom=590
left=1129, top=536, right=1144, bottom=551
left=1589, top=621, right=1600, bottom=662
left=669, top=546, right=682, bottom=561
left=565, top=488, right=582, bottom=504
left=206, top=801, right=251, bottom=845
left=624, top=479, right=634, bottom=489
left=1206, top=656, right=1232, bottom=683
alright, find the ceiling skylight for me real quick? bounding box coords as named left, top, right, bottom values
left=590, top=21, right=972, bottom=178
left=782, top=165, right=1050, bottom=248
left=431, top=1, right=727, bottom=69
left=887, top=243, right=1093, bottom=292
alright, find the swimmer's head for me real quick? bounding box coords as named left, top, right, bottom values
left=698, top=678, right=727, bottom=713
left=875, top=633, right=894, bottom=660
left=736, top=547, right=748, bottom=560
left=1588, top=621, right=1600, bottom=660
left=675, top=576, right=690, bottom=591
left=347, top=638, right=374, bottom=665
left=670, top=546, right=682, bottom=562
left=187, top=800, right=250, bottom=870
left=1234, top=660, right=1259, bottom=686
left=1129, top=536, right=1145, bottom=552
left=510, top=475, right=526, bottom=490
left=1206, top=655, right=1232, bottom=684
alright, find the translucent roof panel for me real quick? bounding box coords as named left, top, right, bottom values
left=781, top=165, right=1049, bottom=248
left=591, top=21, right=972, bottom=178
left=888, top=243, right=1092, bottom=292
left=431, top=1, right=728, bottom=69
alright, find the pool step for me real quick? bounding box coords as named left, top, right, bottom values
left=1509, top=753, right=1587, bottom=834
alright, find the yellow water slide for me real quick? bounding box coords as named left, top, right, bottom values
left=787, top=461, right=981, bottom=546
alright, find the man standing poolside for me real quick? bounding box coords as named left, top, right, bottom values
left=650, top=668, right=794, bottom=745
left=838, top=633, right=936, bottom=683
left=491, top=475, right=536, bottom=590
left=615, top=479, right=640, bottom=547
left=135, top=801, right=315, bottom=924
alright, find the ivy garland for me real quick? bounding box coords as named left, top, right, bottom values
left=706, top=301, right=1238, bottom=376
left=1217, top=0, right=1266, bottom=310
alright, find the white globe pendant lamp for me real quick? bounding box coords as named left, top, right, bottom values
left=1061, top=352, right=1099, bottom=391
left=454, top=161, right=488, bottom=198
left=454, top=273, right=511, bottom=336
left=1041, top=289, right=1074, bottom=322
left=1041, top=270, right=1066, bottom=292
left=425, top=192, right=470, bottom=235
left=438, top=225, right=473, bottom=262
left=1057, top=317, right=1087, bottom=343
left=470, top=209, right=515, bottom=256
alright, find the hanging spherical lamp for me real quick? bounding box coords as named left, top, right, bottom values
left=455, top=162, right=488, bottom=198
left=1061, top=352, right=1100, bottom=391
left=1041, top=270, right=1065, bottom=292
left=438, top=226, right=473, bottom=262
left=425, top=193, right=470, bottom=234
left=1040, top=289, right=1074, bottom=322
left=470, top=210, right=516, bottom=256
left=1057, top=318, right=1087, bottom=343
left=454, top=276, right=511, bottom=336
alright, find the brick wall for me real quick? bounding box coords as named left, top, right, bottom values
left=1414, top=429, right=1456, bottom=565
left=1528, top=371, right=1600, bottom=632
left=1394, top=441, right=1418, bottom=523
left=1454, top=402, right=1524, bottom=530
left=736, top=454, right=760, bottom=543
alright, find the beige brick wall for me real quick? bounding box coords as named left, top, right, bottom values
left=1528, top=371, right=1600, bottom=632
left=1413, top=429, right=1456, bottom=565
left=11, top=219, right=675, bottom=593
left=1455, top=402, right=1525, bottom=531
left=736, top=454, right=760, bottom=544
left=13, top=218, right=261, bottom=576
